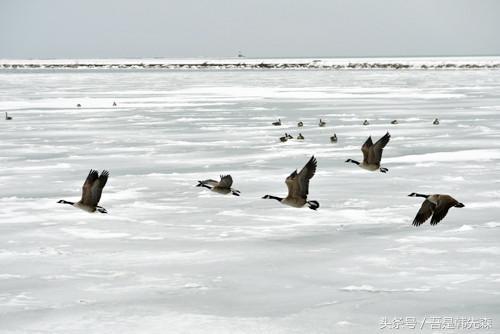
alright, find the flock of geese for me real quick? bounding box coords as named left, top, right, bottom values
left=54, top=115, right=463, bottom=227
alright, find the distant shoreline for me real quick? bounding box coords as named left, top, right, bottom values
left=2, top=56, right=500, bottom=70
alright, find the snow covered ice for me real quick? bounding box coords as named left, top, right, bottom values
left=0, top=65, right=499, bottom=333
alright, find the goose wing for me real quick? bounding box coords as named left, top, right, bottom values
left=412, top=199, right=435, bottom=226
left=81, top=169, right=99, bottom=205
left=286, top=156, right=317, bottom=199
left=430, top=195, right=457, bottom=225
left=285, top=170, right=299, bottom=198
left=217, top=175, right=233, bottom=189
left=361, top=136, right=373, bottom=163
left=368, top=132, right=390, bottom=164
left=89, top=170, right=109, bottom=206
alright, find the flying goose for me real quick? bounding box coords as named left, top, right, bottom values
left=58, top=170, right=109, bottom=213
left=330, top=134, right=337, bottom=143
left=197, top=175, right=240, bottom=196
left=363, top=120, right=370, bottom=126
left=408, top=193, right=464, bottom=226
left=391, top=120, right=398, bottom=124
left=433, top=118, right=439, bottom=125
left=346, top=132, right=391, bottom=173
left=262, top=156, right=319, bottom=210
left=298, top=121, right=303, bottom=127
left=297, top=133, right=304, bottom=140
left=319, top=119, right=326, bottom=127
left=272, top=119, right=281, bottom=126
left=5, top=112, right=12, bottom=120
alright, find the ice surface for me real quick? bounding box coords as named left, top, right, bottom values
left=0, top=67, right=499, bottom=333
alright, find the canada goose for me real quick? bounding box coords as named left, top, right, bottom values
left=280, top=136, right=288, bottom=143
left=363, top=120, right=370, bottom=126
left=345, top=132, right=390, bottom=173
left=76, top=103, right=82, bottom=108
left=297, top=133, right=305, bottom=140
left=272, top=119, right=281, bottom=126
left=391, top=120, right=398, bottom=124
left=408, top=193, right=464, bottom=226
left=113, top=101, right=117, bottom=106
left=58, top=170, right=109, bottom=213
left=319, top=119, right=326, bottom=127
left=330, top=134, right=337, bottom=143
left=5, top=112, right=12, bottom=120
left=197, top=175, right=240, bottom=196
left=298, top=121, right=303, bottom=127
left=285, top=133, right=293, bottom=139
left=262, top=156, right=319, bottom=210
left=433, top=118, right=439, bottom=125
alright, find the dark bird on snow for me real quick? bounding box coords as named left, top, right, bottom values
left=58, top=170, right=109, bottom=213
left=345, top=132, right=390, bottom=173
left=272, top=119, right=281, bottom=126
left=262, top=156, right=319, bottom=210
left=408, top=193, right=464, bottom=226
left=197, top=175, right=240, bottom=196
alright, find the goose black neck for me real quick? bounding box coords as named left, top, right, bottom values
left=412, top=193, right=429, bottom=198
left=196, top=182, right=212, bottom=190
left=264, top=195, right=283, bottom=202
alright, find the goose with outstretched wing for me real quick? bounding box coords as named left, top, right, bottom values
left=262, top=156, right=319, bottom=210
left=346, top=132, right=390, bottom=173
left=197, top=174, right=240, bottom=196
left=408, top=193, right=464, bottom=226
left=58, top=170, right=109, bottom=213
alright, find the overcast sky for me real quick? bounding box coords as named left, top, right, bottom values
left=1, top=0, right=499, bottom=59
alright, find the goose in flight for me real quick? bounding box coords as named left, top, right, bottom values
left=58, top=170, right=109, bottom=213
left=197, top=175, right=240, bottom=196
left=5, top=112, right=12, bottom=120
left=272, top=119, right=281, bottom=126
left=262, top=156, right=319, bottom=210
left=408, top=193, right=464, bottom=226
left=346, top=132, right=390, bottom=173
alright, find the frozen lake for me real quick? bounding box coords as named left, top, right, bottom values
left=1, top=68, right=499, bottom=333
